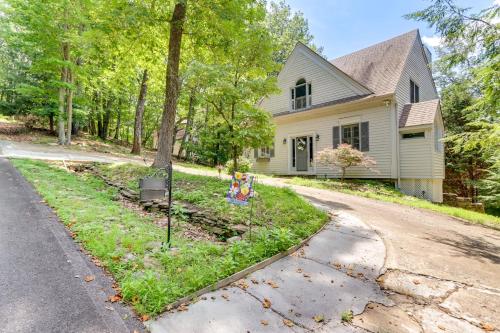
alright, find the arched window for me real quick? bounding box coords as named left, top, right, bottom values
left=291, top=78, right=311, bottom=110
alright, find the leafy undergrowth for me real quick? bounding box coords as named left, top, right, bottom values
left=12, top=159, right=328, bottom=316
left=96, top=163, right=301, bottom=228
left=286, top=177, right=500, bottom=228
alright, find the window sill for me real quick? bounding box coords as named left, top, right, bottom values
left=256, top=157, right=271, bottom=162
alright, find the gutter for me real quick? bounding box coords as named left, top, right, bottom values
left=394, top=102, right=401, bottom=187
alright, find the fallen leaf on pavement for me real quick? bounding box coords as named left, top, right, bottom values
left=481, top=323, right=495, bottom=331
left=313, top=314, right=324, bottom=323
left=236, top=279, right=249, bottom=290
left=262, top=298, right=272, bottom=309
left=266, top=280, right=279, bottom=288
left=260, top=320, right=269, bottom=326
left=221, top=293, right=229, bottom=301
left=140, top=314, right=150, bottom=321
left=303, top=273, right=310, bottom=278
left=178, top=303, right=189, bottom=311
left=413, top=279, right=421, bottom=285
left=108, top=294, right=122, bottom=303
left=437, top=324, right=446, bottom=330
left=84, top=275, right=95, bottom=282
left=251, top=278, right=259, bottom=284
left=91, top=257, right=102, bottom=267
left=296, top=268, right=303, bottom=273
left=283, top=319, right=294, bottom=327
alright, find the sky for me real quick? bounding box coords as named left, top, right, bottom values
left=284, top=0, right=497, bottom=59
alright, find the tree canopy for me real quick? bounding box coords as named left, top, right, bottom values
left=0, top=0, right=320, bottom=168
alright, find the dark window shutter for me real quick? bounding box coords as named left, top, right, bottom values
left=254, top=148, right=258, bottom=158
left=332, top=126, right=340, bottom=148
left=270, top=142, right=275, bottom=157
left=360, top=122, right=369, bottom=152
left=415, top=85, right=420, bottom=103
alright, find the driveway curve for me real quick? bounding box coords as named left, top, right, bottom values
left=2, top=140, right=499, bottom=332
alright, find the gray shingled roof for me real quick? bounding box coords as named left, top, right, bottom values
left=330, top=30, right=418, bottom=96
left=399, top=99, right=440, bottom=128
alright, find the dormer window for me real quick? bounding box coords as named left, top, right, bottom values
left=410, top=79, right=419, bottom=103
left=291, top=79, right=311, bottom=110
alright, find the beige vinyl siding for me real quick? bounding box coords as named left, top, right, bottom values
left=395, top=37, right=438, bottom=119
left=399, top=129, right=432, bottom=178
left=252, top=104, right=393, bottom=178
left=431, top=112, right=445, bottom=179
left=260, top=45, right=370, bottom=116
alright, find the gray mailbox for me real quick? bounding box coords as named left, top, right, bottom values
left=139, top=177, right=168, bottom=202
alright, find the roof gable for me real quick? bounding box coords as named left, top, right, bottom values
left=282, top=43, right=373, bottom=95
left=330, top=30, right=418, bottom=96
left=260, top=43, right=373, bottom=115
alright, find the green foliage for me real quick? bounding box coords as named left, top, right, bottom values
left=12, top=159, right=328, bottom=315
left=407, top=1, right=500, bottom=210
left=266, top=0, right=323, bottom=66
left=225, top=156, right=252, bottom=174
left=341, top=310, right=353, bottom=323
left=478, top=157, right=500, bottom=215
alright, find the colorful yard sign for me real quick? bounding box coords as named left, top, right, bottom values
left=226, top=172, right=254, bottom=206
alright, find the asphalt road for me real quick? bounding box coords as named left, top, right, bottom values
left=0, top=158, right=143, bottom=333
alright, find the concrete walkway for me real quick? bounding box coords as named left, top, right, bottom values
left=148, top=211, right=389, bottom=333
left=0, top=158, right=143, bottom=333
left=2, top=141, right=500, bottom=332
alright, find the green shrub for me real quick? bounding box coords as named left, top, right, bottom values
left=225, top=156, right=252, bottom=174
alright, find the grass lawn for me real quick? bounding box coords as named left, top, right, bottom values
left=286, top=177, right=500, bottom=228
left=12, top=159, right=328, bottom=316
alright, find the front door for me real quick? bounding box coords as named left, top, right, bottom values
left=296, top=136, right=308, bottom=171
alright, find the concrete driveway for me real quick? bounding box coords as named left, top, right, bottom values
left=277, top=185, right=500, bottom=332
left=2, top=140, right=499, bottom=332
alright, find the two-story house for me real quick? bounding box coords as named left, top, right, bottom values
left=249, top=29, right=445, bottom=202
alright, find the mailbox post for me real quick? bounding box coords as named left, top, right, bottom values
left=139, top=162, right=173, bottom=248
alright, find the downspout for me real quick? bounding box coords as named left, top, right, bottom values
left=385, top=99, right=400, bottom=189
left=394, top=102, right=401, bottom=188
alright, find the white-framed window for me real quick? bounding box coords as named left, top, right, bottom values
left=410, top=79, right=420, bottom=103
left=291, top=78, right=311, bottom=110
left=402, top=132, right=425, bottom=139
left=259, top=146, right=271, bottom=158
left=341, top=123, right=360, bottom=150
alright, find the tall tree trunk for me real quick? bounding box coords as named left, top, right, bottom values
left=57, top=68, right=66, bottom=145
left=131, top=69, right=149, bottom=154
left=101, top=98, right=112, bottom=140
left=49, top=113, right=54, bottom=133
left=114, top=106, right=121, bottom=140
left=153, top=1, right=187, bottom=168
left=230, top=102, right=238, bottom=171
left=178, top=87, right=196, bottom=159
left=65, top=66, right=73, bottom=145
